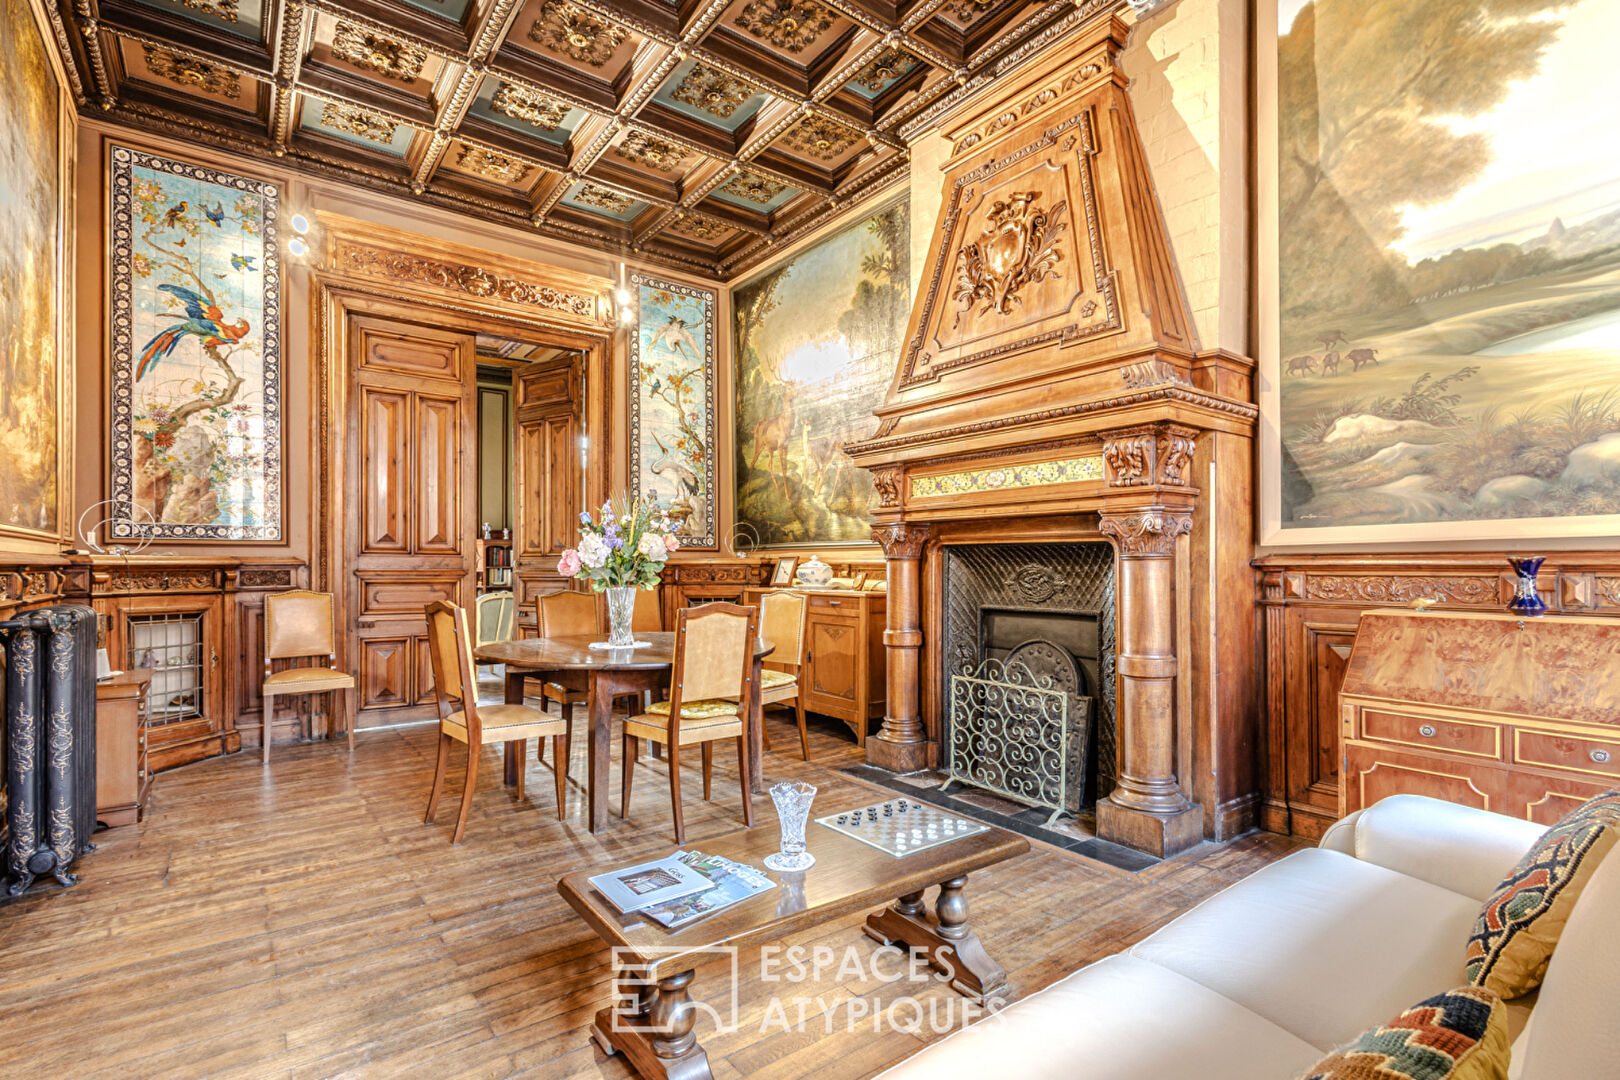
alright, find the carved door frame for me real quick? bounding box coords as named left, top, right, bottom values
left=311, top=222, right=614, bottom=728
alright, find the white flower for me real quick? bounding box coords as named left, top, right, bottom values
left=637, top=532, right=668, bottom=562
left=578, top=532, right=608, bottom=569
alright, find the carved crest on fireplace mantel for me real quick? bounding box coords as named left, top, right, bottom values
left=952, top=192, right=1069, bottom=326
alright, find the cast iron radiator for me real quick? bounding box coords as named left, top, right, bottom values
left=0, top=604, right=97, bottom=894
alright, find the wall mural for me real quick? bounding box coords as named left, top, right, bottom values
left=1261, top=0, right=1620, bottom=543
left=733, top=199, right=910, bottom=546
left=108, top=146, right=283, bottom=541
left=0, top=0, right=66, bottom=541
left=628, top=273, right=716, bottom=547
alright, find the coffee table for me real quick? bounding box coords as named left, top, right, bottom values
left=558, top=810, right=1029, bottom=1080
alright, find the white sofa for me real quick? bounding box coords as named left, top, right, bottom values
left=878, top=795, right=1620, bottom=1079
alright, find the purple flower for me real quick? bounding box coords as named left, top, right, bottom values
left=605, top=536, right=624, bottom=550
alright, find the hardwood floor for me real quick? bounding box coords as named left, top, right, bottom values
left=0, top=702, right=1302, bottom=1080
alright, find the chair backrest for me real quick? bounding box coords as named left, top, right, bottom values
left=474, top=591, right=515, bottom=647
left=424, top=600, right=476, bottom=710
left=538, top=589, right=600, bottom=638
left=758, top=591, right=806, bottom=668
left=265, top=590, right=336, bottom=661
left=672, top=602, right=756, bottom=705
left=631, top=586, right=663, bottom=633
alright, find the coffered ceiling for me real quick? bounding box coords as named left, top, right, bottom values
left=46, top=0, right=1124, bottom=277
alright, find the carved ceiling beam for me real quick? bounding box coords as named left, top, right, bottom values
left=298, top=0, right=460, bottom=61
left=75, top=18, right=117, bottom=108
left=269, top=4, right=312, bottom=147
left=804, top=0, right=888, bottom=36
left=42, top=0, right=88, bottom=105
left=468, top=0, right=527, bottom=62
left=900, top=0, right=954, bottom=32
left=567, top=115, right=622, bottom=174
left=410, top=131, right=453, bottom=190
left=527, top=176, right=571, bottom=221
left=680, top=0, right=738, bottom=42
left=808, top=35, right=889, bottom=101
left=613, top=44, right=682, bottom=118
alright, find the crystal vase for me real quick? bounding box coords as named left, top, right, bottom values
left=765, top=781, right=817, bottom=872
left=604, top=585, right=637, bottom=647
left=1506, top=556, right=1548, bottom=617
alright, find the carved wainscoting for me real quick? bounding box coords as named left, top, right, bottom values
left=1255, top=552, right=1620, bottom=839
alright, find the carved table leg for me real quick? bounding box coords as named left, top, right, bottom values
left=863, top=875, right=1009, bottom=1003
left=590, top=967, right=714, bottom=1080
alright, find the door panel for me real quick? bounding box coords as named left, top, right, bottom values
left=362, top=389, right=411, bottom=552
left=347, top=312, right=476, bottom=726
left=514, top=357, right=582, bottom=562
left=415, top=394, right=461, bottom=552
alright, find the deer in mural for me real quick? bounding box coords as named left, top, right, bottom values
left=650, top=434, right=706, bottom=539
left=750, top=379, right=797, bottom=496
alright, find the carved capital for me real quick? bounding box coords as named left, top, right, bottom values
left=869, top=466, right=902, bottom=509
left=871, top=522, right=930, bottom=560
left=1101, top=423, right=1198, bottom=488
left=1099, top=509, right=1192, bottom=557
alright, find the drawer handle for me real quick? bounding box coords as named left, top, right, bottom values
left=1592, top=749, right=1612, bottom=765
left=1418, top=724, right=1437, bottom=738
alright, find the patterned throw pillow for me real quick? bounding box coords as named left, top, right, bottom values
left=1465, top=789, right=1620, bottom=998
left=1297, top=986, right=1508, bottom=1080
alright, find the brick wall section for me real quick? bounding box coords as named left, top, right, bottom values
left=907, top=0, right=1251, bottom=357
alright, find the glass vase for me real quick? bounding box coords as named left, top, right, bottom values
left=765, top=781, right=817, bottom=871
left=1506, top=556, right=1548, bottom=617
left=605, top=585, right=637, bottom=647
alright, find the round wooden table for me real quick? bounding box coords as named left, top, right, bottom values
left=473, top=632, right=774, bottom=832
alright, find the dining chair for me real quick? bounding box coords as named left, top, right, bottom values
left=632, top=586, right=664, bottom=633
left=423, top=600, right=569, bottom=843
left=261, top=590, right=355, bottom=765
left=472, top=591, right=515, bottom=676
left=535, top=590, right=597, bottom=738
left=620, top=602, right=757, bottom=844
left=753, top=590, right=810, bottom=761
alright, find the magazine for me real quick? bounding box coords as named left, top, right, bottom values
left=641, top=851, right=776, bottom=929
left=587, top=855, right=715, bottom=913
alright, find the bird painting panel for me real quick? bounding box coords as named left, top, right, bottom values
left=629, top=275, right=716, bottom=548
left=112, top=149, right=282, bottom=541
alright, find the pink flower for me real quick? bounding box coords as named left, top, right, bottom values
left=558, top=549, right=582, bottom=575
left=663, top=533, right=680, bottom=552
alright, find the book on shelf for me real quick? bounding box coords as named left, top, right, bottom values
left=587, top=855, right=714, bottom=913
left=640, top=851, right=776, bottom=929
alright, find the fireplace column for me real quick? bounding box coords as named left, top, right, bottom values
left=867, top=523, right=932, bottom=772
left=1096, top=506, right=1203, bottom=857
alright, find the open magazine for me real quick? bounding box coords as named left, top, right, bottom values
left=640, top=850, right=776, bottom=929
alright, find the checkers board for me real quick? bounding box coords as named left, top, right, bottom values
left=814, top=798, right=989, bottom=857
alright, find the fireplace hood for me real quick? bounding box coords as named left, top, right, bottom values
left=846, top=15, right=1262, bottom=858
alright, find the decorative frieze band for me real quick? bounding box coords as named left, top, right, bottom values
left=909, top=455, right=1104, bottom=499
left=331, top=238, right=602, bottom=322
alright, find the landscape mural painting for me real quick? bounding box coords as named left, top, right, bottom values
left=0, top=0, right=64, bottom=540
left=734, top=200, right=909, bottom=546
left=1263, top=0, right=1620, bottom=542
left=628, top=273, right=716, bottom=548
left=109, top=146, right=283, bottom=542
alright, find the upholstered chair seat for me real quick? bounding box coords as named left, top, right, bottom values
left=261, top=590, right=355, bottom=764
left=759, top=669, right=797, bottom=690
left=644, top=698, right=742, bottom=719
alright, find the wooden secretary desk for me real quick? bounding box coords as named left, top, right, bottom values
left=744, top=586, right=885, bottom=746
left=1339, top=609, right=1620, bottom=824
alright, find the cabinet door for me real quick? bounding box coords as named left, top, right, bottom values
left=112, top=596, right=226, bottom=770
left=1342, top=742, right=1509, bottom=816
left=805, top=614, right=860, bottom=721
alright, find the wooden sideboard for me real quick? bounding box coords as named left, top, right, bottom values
left=90, top=556, right=306, bottom=769
left=1258, top=553, right=1620, bottom=837
left=96, top=669, right=152, bottom=828
left=744, top=586, right=885, bottom=746
left=1339, top=609, right=1620, bottom=825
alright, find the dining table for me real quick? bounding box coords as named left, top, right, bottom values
left=472, top=632, right=774, bottom=833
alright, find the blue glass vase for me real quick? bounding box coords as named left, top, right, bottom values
left=1506, top=557, right=1548, bottom=617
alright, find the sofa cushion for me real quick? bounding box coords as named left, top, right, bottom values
left=1129, top=848, right=1480, bottom=1052
left=1352, top=795, right=1545, bottom=902
left=1295, top=986, right=1510, bottom=1080
left=1465, top=789, right=1620, bottom=998
left=874, top=954, right=1324, bottom=1080
left=1508, top=838, right=1620, bottom=1080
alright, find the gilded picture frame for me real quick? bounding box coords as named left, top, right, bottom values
left=1258, top=0, right=1620, bottom=546
left=0, top=0, right=75, bottom=550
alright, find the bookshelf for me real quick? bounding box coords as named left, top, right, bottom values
left=476, top=538, right=513, bottom=594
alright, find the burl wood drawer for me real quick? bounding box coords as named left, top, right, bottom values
left=1514, top=730, right=1620, bottom=781
left=1360, top=709, right=1501, bottom=760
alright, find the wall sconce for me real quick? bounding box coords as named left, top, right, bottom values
left=286, top=211, right=317, bottom=261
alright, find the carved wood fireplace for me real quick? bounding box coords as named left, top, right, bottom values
left=846, top=17, right=1262, bottom=857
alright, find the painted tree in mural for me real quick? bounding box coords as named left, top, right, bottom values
left=639, top=287, right=710, bottom=536
left=127, top=174, right=266, bottom=528
left=1280, top=0, right=1565, bottom=318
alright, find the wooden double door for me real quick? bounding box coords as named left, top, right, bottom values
left=344, top=307, right=581, bottom=726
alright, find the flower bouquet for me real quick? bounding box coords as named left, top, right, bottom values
left=558, top=496, right=681, bottom=648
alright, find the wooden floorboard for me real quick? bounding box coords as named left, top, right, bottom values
left=0, top=701, right=1302, bottom=1079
